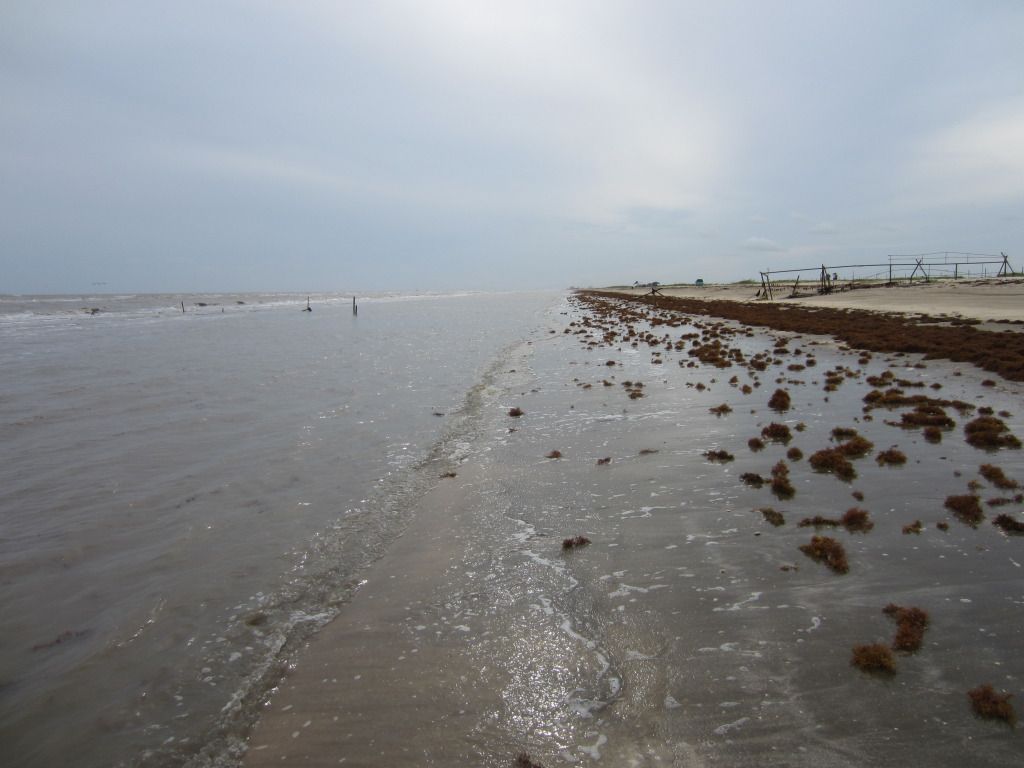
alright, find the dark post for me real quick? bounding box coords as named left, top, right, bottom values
left=353, top=296, right=358, bottom=316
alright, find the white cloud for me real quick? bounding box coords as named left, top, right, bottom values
left=303, top=1, right=729, bottom=223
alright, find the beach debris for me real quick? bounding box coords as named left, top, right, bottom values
left=704, top=449, right=735, bottom=463
left=993, top=513, right=1024, bottom=534
left=545, top=450, right=563, bottom=459
left=923, top=426, right=943, bottom=443
left=964, top=416, right=1021, bottom=450
left=740, top=472, right=766, bottom=488
left=515, top=754, right=547, bottom=768
left=979, top=463, right=1019, bottom=489
left=799, top=535, right=849, bottom=573
left=945, top=494, right=984, bottom=526
left=709, top=403, right=732, bottom=416
left=851, top=643, right=896, bottom=674
left=562, top=535, right=591, bottom=550
left=798, top=512, right=872, bottom=536
left=638, top=448, right=659, bottom=455
left=902, top=520, right=924, bottom=534
left=840, top=507, right=874, bottom=532
left=798, top=515, right=840, bottom=529
left=936, top=520, right=950, bottom=531
left=596, top=457, right=611, bottom=465
left=439, top=471, right=457, bottom=478
left=759, top=507, right=785, bottom=526
left=883, top=604, right=929, bottom=652
left=508, top=407, right=524, bottom=417
left=748, top=437, right=766, bottom=452
left=770, top=460, right=795, bottom=500
left=768, top=388, right=791, bottom=411
left=786, top=446, right=803, bottom=461
left=808, top=448, right=856, bottom=481
left=762, top=422, right=792, bottom=443
left=876, top=448, right=907, bottom=466
left=967, top=684, right=1016, bottom=726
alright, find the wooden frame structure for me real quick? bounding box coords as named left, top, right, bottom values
left=758, top=252, right=1014, bottom=300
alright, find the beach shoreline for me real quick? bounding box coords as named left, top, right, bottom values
left=606, top=277, right=1024, bottom=325
left=242, top=289, right=1023, bottom=767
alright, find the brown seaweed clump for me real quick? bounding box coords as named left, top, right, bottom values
left=883, top=604, right=929, bottom=652
left=787, top=446, right=804, bottom=461
left=809, top=448, right=857, bottom=482
left=710, top=403, right=733, bottom=416
left=923, top=426, right=943, bottom=443
left=516, top=753, right=547, bottom=768
left=967, top=684, right=1016, bottom=726
left=964, top=416, right=1022, bottom=450
left=945, top=494, right=984, bottom=526
left=740, top=472, right=766, bottom=488
left=704, top=449, right=735, bottom=463
left=876, top=448, right=907, bottom=466
left=440, top=471, right=457, bottom=478
left=898, top=404, right=955, bottom=430
left=760, top=508, right=785, bottom=526
left=798, top=515, right=839, bottom=529
left=770, top=461, right=795, bottom=500
left=850, top=643, right=896, bottom=674
left=596, top=457, right=611, bottom=465
left=748, top=437, right=765, bottom=452
left=903, top=520, right=923, bottom=534
left=993, top=513, right=1024, bottom=534
left=979, top=463, right=1019, bottom=489
left=799, top=535, right=849, bottom=574
left=837, top=435, right=874, bottom=459
left=768, top=388, right=791, bottom=411
left=562, top=535, right=591, bottom=550
left=508, top=407, right=524, bottom=417
left=841, top=507, right=874, bottom=532
left=545, top=450, right=563, bottom=459
left=762, top=422, right=792, bottom=443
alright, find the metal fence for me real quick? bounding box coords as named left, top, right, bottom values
left=757, top=252, right=1015, bottom=300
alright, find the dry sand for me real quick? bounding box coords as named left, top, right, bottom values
left=614, top=278, right=1024, bottom=325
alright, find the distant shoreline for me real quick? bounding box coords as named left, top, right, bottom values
left=598, top=276, right=1024, bottom=324
left=584, top=282, right=1024, bottom=382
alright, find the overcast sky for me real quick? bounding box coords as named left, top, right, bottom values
left=2, top=1, right=1022, bottom=293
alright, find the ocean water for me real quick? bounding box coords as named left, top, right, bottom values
left=0, top=290, right=559, bottom=767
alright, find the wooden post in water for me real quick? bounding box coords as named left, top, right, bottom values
left=181, top=301, right=185, bottom=313
left=353, top=296, right=358, bottom=316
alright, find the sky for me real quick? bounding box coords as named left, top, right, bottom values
left=1, top=1, right=1023, bottom=293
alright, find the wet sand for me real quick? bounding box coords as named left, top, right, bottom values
left=244, top=290, right=1023, bottom=767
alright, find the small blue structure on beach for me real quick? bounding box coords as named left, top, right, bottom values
left=695, top=278, right=704, bottom=287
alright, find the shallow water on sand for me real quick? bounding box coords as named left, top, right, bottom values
left=0, top=291, right=558, bottom=767
left=247, top=293, right=1024, bottom=766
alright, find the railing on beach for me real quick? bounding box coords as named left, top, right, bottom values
left=757, top=252, right=1016, bottom=300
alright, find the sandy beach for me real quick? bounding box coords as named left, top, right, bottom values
left=243, top=284, right=1023, bottom=767
left=614, top=278, right=1024, bottom=325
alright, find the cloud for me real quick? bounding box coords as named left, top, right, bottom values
left=303, top=2, right=730, bottom=223
left=742, top=237, right=785, bottom=252
left=808, top=221, right=838, bottom=235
